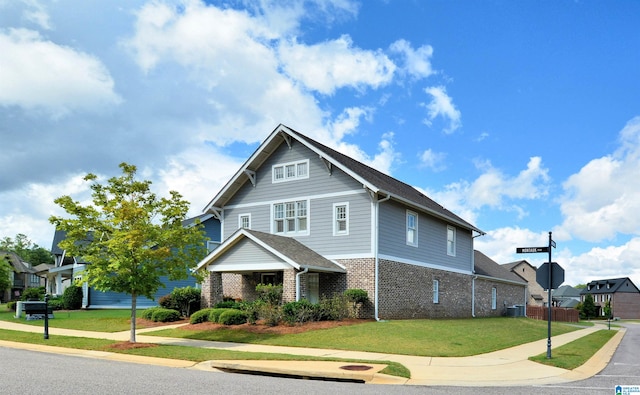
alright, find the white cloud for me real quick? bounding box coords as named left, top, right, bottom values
left=421, top=157, right=550, bottom=225
left=389, top=39, right=434, bottom=79
left=0, top=28, right=121, bottom=118
left=418, top=149, right=447, bottom=172
left=21, top=0, right=52, bottom=30
left=422, top=85, right=461, bottom=134
left=559, top=117, right=640, bottom=242
left=279, top=35, right=396, bottom=95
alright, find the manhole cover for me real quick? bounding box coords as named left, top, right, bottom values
left=339, top=365, right=372, bottom=371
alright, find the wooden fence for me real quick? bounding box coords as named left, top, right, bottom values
left=526, top=305, right=579, bottom=323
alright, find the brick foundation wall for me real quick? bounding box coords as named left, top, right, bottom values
left=200, top=271, right=223, bottom=308
left=474, top=278, right=525, bottom=317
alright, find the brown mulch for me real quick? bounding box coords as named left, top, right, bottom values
left=108, top=317, right=369, bottom=350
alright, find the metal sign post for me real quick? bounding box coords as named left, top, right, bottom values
left=516, top=231, right=557, bottom=358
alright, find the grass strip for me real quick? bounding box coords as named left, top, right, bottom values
left=149, top=317, right=583, bottom=357
left=0, top=328, right=409, bottom=378
left=529, top=329, right=617, bottom=370
left=0, top=309, right=135, bottom=332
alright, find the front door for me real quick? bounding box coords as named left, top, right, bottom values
left=307, top=273, right=319, bottom=304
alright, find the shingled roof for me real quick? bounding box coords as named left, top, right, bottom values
left=204, top=124, right=481, bottom=233
left=195, top=228, right=346, bottom=273
left=474, top=250, right=526, bottom=284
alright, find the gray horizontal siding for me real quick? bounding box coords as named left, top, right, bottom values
left=378, top=200, right=472, bottom=272
left=217, top=238, right=281, bottom=266
left=227, top=139, right=362, bottom=206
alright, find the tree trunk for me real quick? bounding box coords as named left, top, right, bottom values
left=130, top=292, right=137, bottom=343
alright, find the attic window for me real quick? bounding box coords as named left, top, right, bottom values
left=272, top=160, right=309, bottom=183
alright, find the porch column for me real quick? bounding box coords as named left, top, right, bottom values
left=202, top=271, right=223, bottom=308
left=282, top=269, right=296, bottom=303
left=55, top=273, right=63, bottom=295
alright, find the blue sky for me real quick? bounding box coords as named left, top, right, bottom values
left=2, top=0, right=640, bottom=287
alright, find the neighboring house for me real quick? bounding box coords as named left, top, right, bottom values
left=580, top=277, right=640, bottom=319
left=0, top=251, right=48, bottom=302
left=48, top=213, right=220, bottom=308
left=195, top=124, right=520, bottom=319
left=502, top=260, right=547, bottom=306
left=552, top=285, right=581, bottom=308
left=472, top=251, right=528, bottom=317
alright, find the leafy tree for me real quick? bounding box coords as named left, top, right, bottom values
left=49, top=163, right=206, bottom=342
left=603, top=299, right=612, bottom=319
left=0, top=260, right=12, bottom=301
left=580, top=294, right=597, bottom=320
left=0, top=234, right=53, bottom=265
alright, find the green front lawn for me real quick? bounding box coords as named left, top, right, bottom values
left=529, top=329, right=617, bottom=369
left=0, top=309, right=141, bottom=332
left=149, top=317, right=582, bottom=357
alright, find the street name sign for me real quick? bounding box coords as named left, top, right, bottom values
left=516, top=246, right=549, bottom=253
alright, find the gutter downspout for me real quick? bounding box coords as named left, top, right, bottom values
left=295, top=268, right=309, bottom=302
left=372, top=192, right=391, bottom=321
left=472, top=275, right=478, bottom=317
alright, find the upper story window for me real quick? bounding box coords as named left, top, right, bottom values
left=447, top=226, right=456, bottom=256
left=273, top=200, right=308, bottom=235
left=207, top=241, right=221, bottom=252
left=239, top=214, right=251, bottom=229
left=272, top=160, right=309, bottom=183
left=333, top=203, right=349, bottom=236
left=406, top=210, right=418, bottom=246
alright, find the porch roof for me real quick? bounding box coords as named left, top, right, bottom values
left=195, top=228, right=346, bottom=274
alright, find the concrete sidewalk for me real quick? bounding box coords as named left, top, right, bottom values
left=0, top=320, right=625, bottom=386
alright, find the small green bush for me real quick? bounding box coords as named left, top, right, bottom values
left=256, top=283, right=283, bottom=306
left=208, top=308, right=229, bottom=323
left=190, top=308, right=216, bottom=324
left=214, top=300, right=240, bottom=309
left=141, top=307, right=163, bottom=320
left=21, top=287, right=45, bottom=301
left=318, top=293, right=350, bottom=321
left=171, top=286, right=201, bottom=317
left=344, top=289, right=368, bottom=304
left=47, top=297, right=65, bottom=310
left=158, top=294, right=179, bottom=311
left=62, top=285, right=83, bottom=310
left=6, top=301, right=16, bottom=311
left=150, top=308, right=181, bottom=322
left=282, top=300, right=316, bottom=325
left=218, top=309, right=247, bottom=325
left=239, top=300, right=263, bottom=324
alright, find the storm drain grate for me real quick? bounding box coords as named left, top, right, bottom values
left=339, top=365, right=372, bottom=371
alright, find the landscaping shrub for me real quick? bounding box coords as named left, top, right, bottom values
left=344, top=289, right=368, bottom=304
left=208, top=308, right=229, bottom=323
left=190, top=308, right=216, bottom=324
left=160, top=286, right=201, bottom=317
left=62, top=285, right=83, bottom=310
left=318, top=293, right=351, bottom=321
left=47, top=297, right=65, bottom=310
left=141, top=307, right=163, bottom=320
left=214, top=300, right=241, bottom=309
left=171, top=286, right=201, bottom=317
left=218, top=309, right=247, bottom=325
left=6, top=301, right=16, bottom=311
left=256, top=283, right=283, bottom=306
left=150, top=307, right=181, bottom=322
left=21, top=287, right=45, bottom=301
left=239, top=300, right=263, bottom=324
left=282, top=299, right=317, bottom=325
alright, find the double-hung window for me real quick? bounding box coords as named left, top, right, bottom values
left=273, top=200, right=308, bottom=234
left=447, top=226, right=456, bottom=256
left=406, top=210, right=418, bottom=246
left=333, top=203, right=349, bottom=235
left=272, top=160, right=309, bottom=183
left=433, top=280, right=439, bottom=304
left=239, top=214, right=251, bottom=229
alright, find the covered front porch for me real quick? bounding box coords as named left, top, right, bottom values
left=196, top=228, right=346, bottom=307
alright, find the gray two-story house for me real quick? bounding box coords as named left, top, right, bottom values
left=196, top=124, right=526, bottom=319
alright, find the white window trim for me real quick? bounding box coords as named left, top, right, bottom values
left=272, top=159, right=310, bottom=183
left=271, top=199, right=310, bottom=236
left=333, top=202, right=349, bottom=236
left=491, top=287, right=497, bottom=310
left=447, top=225, right=456, bottom=256
left=406, top=210, right=418, bottom=247
left=238, top=213, right=251, bottom=229
left=433, top=279, right=439, bottom=304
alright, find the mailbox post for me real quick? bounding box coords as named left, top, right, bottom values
left=44, top=294, right=49, bottom=340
